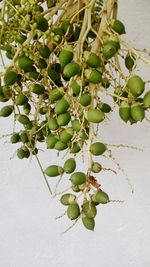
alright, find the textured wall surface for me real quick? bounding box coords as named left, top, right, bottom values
left=0, top=1, right=150, bottom=267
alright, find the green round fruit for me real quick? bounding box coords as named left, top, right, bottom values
left=131, top=104, right=145, bottom=122
left=91, top=162, right=102, bottom=173
left=102, top=43, right=117, bottom=59
left=60, top=128, right=74, bottom=143
left=20, top=131, right=29, bottom=143
left=70, top=172, right=86, bottom=185
left=17, top=114, right=30, bottom=125
left=10, top=132, right=20, bottom=144
left=4, top=70, right=18, bottom=85
left=23, top=103, right=31, bottom=115
left=82, top=214, right=95, bottom=231
left=85, top=69, right=102, bottom=84
left=46, top=134, right=58, bottom=149
left=55, top=98, right=69, bottom=114
left=32, top=84, right=45, bottom=95
left=48, top=68, right=61, bottom=83
left=128, top=75, right=145, bottom=97
left=99, top=103, right=111, bottom=113
left=39, top=45, right=50, bottom=58
left=60, top=194, right=76, bottom=205
left=79, top=93, right=91, bottom=106
left=71, top=79, right=82, bottom=96
left=54, top=141, right=67, bottom=151
left=143, top=91, right=150, bottom=108
left=90, top=142, right=106, bottom=156
left=17, top=148, right=26, bottom=159
left=50, top=88, right=63, bottom=103
left=57, top=112, right=71, bottom=126
left=17, top=56, right=34, bottom=72
left=44, top=165, right=64, bottom=177
left=71, top=119, right=81, bottom=132
left=38, top=58, right=47, bottom=69
left=16, top=93, right=28, bottom=105
left=59, top=48, right=73, bottom=67
left=64, top=158, right=76, bottom=173
left=67, top=203, right=80, bottom=220
left=70, top=143, right=81, bottom=153
left=48, top=118, right=59, bottom=130
left=84, top=51, right=100, bottom=68
left=92, top=189, right=109, bottom=204
left=119, top=101, right=131, bottom=122
left=35, top=16, right=48, bottom=32
left=63, top=62, right=80, bottom=78
left=125, top=54, right=135, bottom=70
left=0, top=105, right=13, bottom=117
left=82, top=201, right=97, bottom=218
left=112, top=19, right=126, bottom=35
left=87, top=109, right=105, bottom=123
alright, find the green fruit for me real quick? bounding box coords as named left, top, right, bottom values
left=50, top=88, right=63, bottom=102
left=143, top=91, right=150, bottom=108
left=128, top=75, right=145, bottom=97
left=55, top=98, right=69, bottom=114
left=16, top=93, right=28, bottom=105
left=90, top=142, right=106, bottom=156
left=44, top=165, right=64, bottom=177
left=39, top=45, right=50, bottom=58
left=67, top=203, right=80, bottom=220
left=87, top=109, right=105, bottom=123
left=102, top=43, right=117, bottom=59
left=82, top=201, right=97, bottom=219
left=17, top=56, right=33, bottom=72
left=98, top=103, right=111, bottom=113
left=20, top=131, right=29, bottom=143
left=72, top=184, right=80, bottom=192
left=91, top=162, right=102, bottom=173
left=82, top=214, right=95, bottom=231
left=93, top=189, right=109, bottom=204
left=125, top=54, right=135, bottom=70
left=54, top=141, right=67, bottom=151
left=84, top=51, right=100, bottom=68
left=23, top=103, right=31, bottom=115
left=59, top=48, right=73, bottom=67
left=32, top=84, right=45, bottom=95
left=60, top=128, right=74, bottom=143
left=64, top=158, right=76, bottom=173
left=71, top=80, right=81, bottom=96
left=112, top=19, right=126, bottom=35
left=79, top=93, right=91, bottom=106
left=48, top=118, right=59, bottom=130
left=38, top=58, right=47, bottom=69
left=85, top=69, right=102, bottom=84
left=63, top=62, right=80, bottom=78
left=17, top=114, right=30, bottom=125
left=70, top=142, right=81, bottom=153
left=29, top=71, right=41, bottom=81
left=119, top=101, right=131, bottom=122
left=10, top=132, right=20, bottom=144
left=71, top=119, right=81, bottom=132
left=16, top=34, right=26, bottom=44
left=17, top=147, right=30, bottom=159
left=131, top=104, right=145, bottom=122
left=0, top=105, right=13, bottom=117
left=70, top=172, right=86, bottom=185
left=57, top=112, right=71, bottom=126
left=46, top=134, right=58, bottom=148
left=4, top=70, right=18, bottom=85
left=35, top=16, right=48, bottom=32
left=60, top=194, right=76, bottom=205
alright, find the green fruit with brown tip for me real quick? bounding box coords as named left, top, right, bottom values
left=10, top=132, right=20, bottom=144
left=71, top=119, right=81, bottom=132
left=131, top=103, right=145, bottom=122
left=32, top=84, right=45, bottom=95
left=64, top=158, right=76, bottom=173
left=60, top=194, right=76, bottom=205
left=16, top=93, right=28, bottom=105
left=67, top=203, right=80, bottom=220
left=17, top=114, right=30, bottom=125
left=125, top=54, right=135, bottom=70
left=50, top=88, right=63, bottom=103
left=90, top=142, right=106, bottom=156
left=128, top=75, right=145, bottom=97
left=82, top=201, right=97, bottom=219
left=35, top=16, right=48, bottom=32
left=59, top=48, right=73, bottom=67
left=46, top=134, right=58, bottom=149
left=54, top=141, right=67, bottom=151
left=55, top=98, right=69, bottom=114
left=87, top=109, right=105, bottom=123
left=44, top=165, right=64, bottom=177
left=70, top=172, right=86, bottom=185
left=57, top=112, right=71, bottom=126
left=4, top=70, right=18, bottom=85
left=119, top=101, right=131, bottom=122
left=84, top=51, right=100, bottom=68
left=93, top=189, right=109, bottom=204
left=91, top=162, right=102, bottom=173
left=0, top=105, right=13, bottom=117
left=48, top=118, right=58, bottom=130
left=85, top=69, right=102, bottom=84
left=82, top=214, right=95, bottom=231
left=39, top=45, right=50, bottom=58
left=79, top=93, right=91, bottom=106
left=102, top=43, right=117, bottom=59
left=112, top=19, right=126, bottom=35
left=17, top=56, right=33, bottom=72
left=63, top=62, right=80, bottom=78
left=143, top=91, right=150, bottom=108
left=60, top=128, right=74, bottom=143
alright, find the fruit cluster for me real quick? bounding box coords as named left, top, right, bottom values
left=0, top=0, right=150, bottom=232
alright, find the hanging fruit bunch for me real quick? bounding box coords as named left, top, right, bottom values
left=0, top=0, right=150, bottom=232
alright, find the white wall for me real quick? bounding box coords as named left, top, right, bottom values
left=0, top=1, right=150, bottom=266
